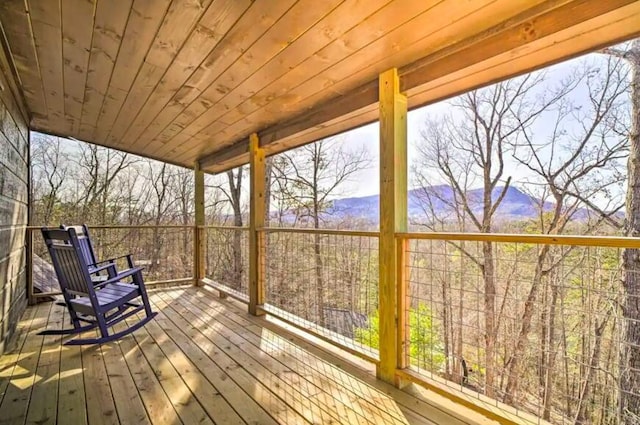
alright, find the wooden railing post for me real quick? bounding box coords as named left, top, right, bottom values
left=378, top=68, right=408, bottom=384
left=249, top=133, right=266, bottom=316
left=194, top=162, right=205, bottom=286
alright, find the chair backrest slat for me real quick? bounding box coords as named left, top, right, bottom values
left=62, top=225, right=97, bottom=267
left=42, top=228, right=95, bottom=297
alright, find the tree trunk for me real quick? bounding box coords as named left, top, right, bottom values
left=482, top=240, right=497, bottom=398
left=621, top=42, right=640, bottom=425
left=227, top=170, right=244, bottom=290
left=543, top=280, right=559, bottom=421
left=575, top=316, right=609, bottom=425
left=504, top=245, right=550, bottom=404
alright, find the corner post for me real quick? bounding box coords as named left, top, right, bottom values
left=249, top=133, right=266, bottom=315
left=378, top=68, right=408, bottom=384
left=194, top=161, right=205, bottom=286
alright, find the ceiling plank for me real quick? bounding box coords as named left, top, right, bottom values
left=150, top=0, right=342, bottom=158
left=0, top=0, right=48, bottom=119
left=77, top=0, right=132, bottom=141
left=61, top=0, right=97, bottom=134
left=150, top=0, right=394, bottom=158
left=182, top=0, right=547, bottom=162
left=114, top=0, right=251, bottom=152
left=104, top=0, right=215, bottom=146
left=27, top=0, right=64, bottom=125
left=128, top=0, right=297, bottom=155
left=406, top=2, right=640, bottom=108
left=92, top=0, right=171, bottom=143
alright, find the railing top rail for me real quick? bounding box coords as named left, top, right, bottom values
left=28, top=224, right=194, bottom=230
left=200, top=225, right=249, bottom=230
left=259, top=227, right=379, bottom=237
left=397, top=231, right=640, bottom=248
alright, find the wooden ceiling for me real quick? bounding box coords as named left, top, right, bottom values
left=1, top=0, right=639, bottom=173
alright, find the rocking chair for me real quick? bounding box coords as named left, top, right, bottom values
left=40, top=227, right=157, bottom=345
left=61, top=224, right=135, bottom=282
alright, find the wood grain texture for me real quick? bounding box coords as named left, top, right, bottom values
left=93, top=0, right=171, bottom=143
left=0, top=41, right=29, bottom=357
left=61, top=0, right=97, bottom=134
left=249, top=133, right=265, bottom=316
left=78, top=0, right=132, bottom=141
left=0, top=287, right=492, bottom=424
left=377, top=68, right=407, bottom=384
left=1, top=0, right=638, bottom=173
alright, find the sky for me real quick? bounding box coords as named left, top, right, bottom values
left=314, top=49, right=631, bottom=211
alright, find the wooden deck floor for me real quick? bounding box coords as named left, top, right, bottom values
left=0, top=287, right=491, bottom=425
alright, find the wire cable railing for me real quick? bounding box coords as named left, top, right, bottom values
left=397, top=232, right=640, bottom=425
left=28, top=225, right=194, bottom=300
left=261, top=228, right=380, bottom=361
left=201, top=225, right=250, bottom=302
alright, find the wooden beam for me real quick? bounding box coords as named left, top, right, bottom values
left=194, top=162, right=205, bottom=286
left=199, top=140, right=249, bottom=169
left=378, top=68, right=407, bottom=384
left=248, top=133, right=266, bottom=316
left=197, top=0, right=638, bottom=171
left=398, top=0, right=637, bottom=91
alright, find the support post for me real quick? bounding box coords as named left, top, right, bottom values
left=194, top=162, right=205, bottom=286
left=249, top=133, right=266, bottom=315
left=378, top=68, right=408, bottom=384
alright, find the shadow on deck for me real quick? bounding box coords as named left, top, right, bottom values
left=0, top=287, right=495, bottom=425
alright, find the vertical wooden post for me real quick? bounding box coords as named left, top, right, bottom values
left=249, top=133, right=266, bottom=316
left=194, top=162, right=205, bottom=286
left=378, top=68, right=408, bottom=384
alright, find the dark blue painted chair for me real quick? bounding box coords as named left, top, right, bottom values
left=61, top=224, right=135, bottom=282
left=40, top=227, right=157, bottom=345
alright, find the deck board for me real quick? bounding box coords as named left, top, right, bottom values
left=0, top=287, right=492, bottom=424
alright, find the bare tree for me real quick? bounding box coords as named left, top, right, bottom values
left=30, top=134, right=69, bottom=224
left=414, top=74, right=562, bottom=397
left=506, top=56, right=629, bottom=414
left=271, top=137, right=370, bottom=327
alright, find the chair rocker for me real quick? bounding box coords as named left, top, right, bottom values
left=41, top=227, right=157, bottom=345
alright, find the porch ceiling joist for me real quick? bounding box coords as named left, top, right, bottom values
left=0, top=0, right=638, bottom=174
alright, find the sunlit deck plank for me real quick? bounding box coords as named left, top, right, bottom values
left=25, top=306, right=64, bottom=425
left=0, top=302, right=51, bottom=425
left=139, top=315, right=277, bottom=425
left=148, top=302, right=302, bottom=425
left=161, top=290, right=401, bottom=425
left=57, top=310, right=87, bottom=425
left=153, top=293, right=332, bottom=424
left=100, top=337, right=151, bottom=424
left=0, top=300, right=38, bottom=405
left=0, top=287, right=495, bottom=425
left=122, top=316, right=235, bottom=424
left=112, top=321, right=186, bottom=424
left=80, top=331, right=118, bottom=425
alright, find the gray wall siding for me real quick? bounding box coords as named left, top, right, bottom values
left=0, top=48, right=29, bottom=355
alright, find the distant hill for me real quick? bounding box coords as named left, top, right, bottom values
left=324, top=185, right=558, bottom=223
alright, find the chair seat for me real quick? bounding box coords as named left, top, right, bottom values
left=70, top=282, right=141, bottom=314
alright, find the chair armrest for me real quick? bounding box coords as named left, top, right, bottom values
left=88, top=262, right=116, bottom=273
left=94, top=266, right=145, bottom=288
left=90, top=254, right=134, bottom=267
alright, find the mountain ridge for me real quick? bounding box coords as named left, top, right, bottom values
left=324, top=185, right=567, bottom=223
